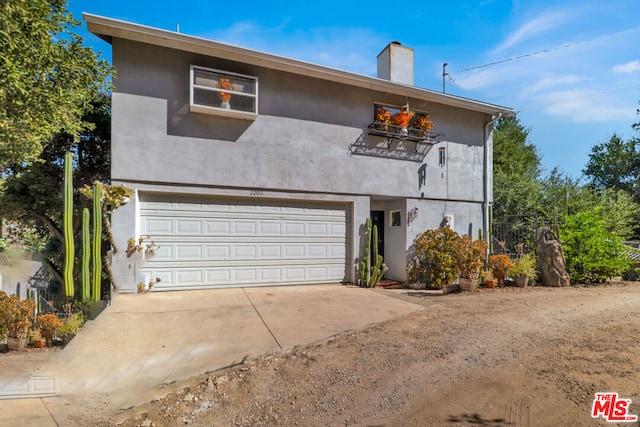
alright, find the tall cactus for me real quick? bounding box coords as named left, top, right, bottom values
left=63, top=151, right=74, bottom=297
left=92, top=182, right=103, bottom=301
left=359, top=218, right=372, bottom=286
left=359, top=218, right=388, bottom=287
left=81, top=208, right=90, bottom=300
left=368, top=224, right=386, bottom=287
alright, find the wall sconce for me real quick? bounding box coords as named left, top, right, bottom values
left=438, top=146, right=446, bottom=167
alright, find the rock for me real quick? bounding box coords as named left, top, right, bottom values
left=536, top=227, right=571, bottom=287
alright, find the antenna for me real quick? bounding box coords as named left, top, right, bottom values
left=442, top=63, right=449, bottom=93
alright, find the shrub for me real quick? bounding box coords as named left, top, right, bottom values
left=36, top=313, right=62, bottom=331
left=488, top=254, right=513, bottom=271
left=56, top=313, right=84, bottom=337
left=408, top=228, right=459, bottom=289
left=454, top=235, right=488, bottom=279
left=0, top=291, right=36, bottom=339
left=562, top=209, right=630, bottom=283
left=508, top=252, right=537, bottom=280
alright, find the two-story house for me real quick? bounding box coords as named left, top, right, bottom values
left=86, top=14, right=514, bottom=293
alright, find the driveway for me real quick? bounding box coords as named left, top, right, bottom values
left=0, top=284, right=424, bottom=413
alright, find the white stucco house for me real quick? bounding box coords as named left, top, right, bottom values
left=85, top=14, right=514, bottom=293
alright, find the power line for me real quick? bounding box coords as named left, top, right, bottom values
left=455, top=26, right=640, bottom=74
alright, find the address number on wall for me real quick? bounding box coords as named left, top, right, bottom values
left=250, top=190, right=264, bottom=196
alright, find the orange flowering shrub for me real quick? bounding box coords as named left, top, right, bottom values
left=489, top=254, right=513, bottom=271
left=455, top=235, right=488, bottom=279
left=0, top=292, right=36, bottom=339
left=36, top=313, right=62, bottom=331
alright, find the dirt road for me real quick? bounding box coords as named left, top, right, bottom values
left=111, top=283, right=640, bottom=426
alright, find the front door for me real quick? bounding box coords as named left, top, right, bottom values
left=370, top=210, right=385, bottom=260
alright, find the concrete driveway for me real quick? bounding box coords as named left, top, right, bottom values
left=0, top=284, right=424, bottom=425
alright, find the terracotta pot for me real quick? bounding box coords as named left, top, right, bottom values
left=492, top=269, right=506, bottom=287
left=34, top=339, right=45, bottom=349
left=485, top=279, right=497, bottom=289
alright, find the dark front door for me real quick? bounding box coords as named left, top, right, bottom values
left=370, top=210, right=385, bottom=259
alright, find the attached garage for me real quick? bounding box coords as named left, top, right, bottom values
left=138, top=194, right=351, bottom=290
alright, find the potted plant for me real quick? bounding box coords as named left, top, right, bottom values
left=454, top=235, right=487, bottom=291
left=0, top=291, right=36, bottom=351
left=407, top=227, right=459, bottom=290
left=391, top=108, right=414, bottom=136
left=412, top=114, right=434, bottom=138
left=488, top=254, right=513, bottom=287
left=216, top=77, right=233, bottom=109
left=28, top=329, right=45, bottom=348
left=56, top=312, right=84, bottom=347
left=479, top=270, right=496, bottom=288
left=375, top=107, right=391, bottom=130
left=508, top=252, right=537, bottom=287
left=36, top=313, right=62, bottom=347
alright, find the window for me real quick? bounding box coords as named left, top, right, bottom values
left=190, top=65, right=258, bottom=120
left=390, top=210, right=402, bottom=227
left=439, top=147, right=446, bottom=167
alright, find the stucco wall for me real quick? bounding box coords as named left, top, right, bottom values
left=111, top=39, right=489, bottom=202
left=109, top=38, right=491, bottom=289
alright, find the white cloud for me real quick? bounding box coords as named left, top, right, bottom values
left=532, top=89, right=636, bottom=123
left=524, top=75, right=589, bottom=96
left=495, top=10, right=572, bottom=52
left=612, top=60, right=640, bottom=74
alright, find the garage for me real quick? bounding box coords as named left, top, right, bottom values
left=138, top=194, right=350, bottom=290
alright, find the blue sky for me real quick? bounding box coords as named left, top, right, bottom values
left=69, top=0, right=640, bottom=178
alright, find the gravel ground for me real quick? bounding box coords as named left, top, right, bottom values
left=4, top=282, right=640, bottom=426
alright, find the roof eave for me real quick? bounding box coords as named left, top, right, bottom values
left=84, top=13, right=514, bottom=116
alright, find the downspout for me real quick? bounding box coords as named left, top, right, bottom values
left=483, top=113, right=503, bottom=254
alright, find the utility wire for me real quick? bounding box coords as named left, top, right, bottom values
left=455, top=26, right=640, bottom=74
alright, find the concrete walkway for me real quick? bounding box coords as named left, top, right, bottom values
left=0, top=284, right=424, bottom=425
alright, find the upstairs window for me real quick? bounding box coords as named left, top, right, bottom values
left=190, top=65, right=258, bottom=120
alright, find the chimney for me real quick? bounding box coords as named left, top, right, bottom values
left=377, top=41, right=414, bottom=85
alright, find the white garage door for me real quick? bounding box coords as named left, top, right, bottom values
left=139, top=194, right=350, bottom=290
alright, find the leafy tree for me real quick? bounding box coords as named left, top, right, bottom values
left=595, top=188, right=640, bottom=240
left=492, top=115, right=543, bottom=221
left=0, top=0, right=112, bottom=167
left=0, top=95, right=111, bottom=287
left=561, top=208, right=630, bottom=283
left=583, top=133, right=640, bottom=204
left=493, top=115, right=541, bottom=179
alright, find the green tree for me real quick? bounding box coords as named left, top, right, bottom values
left=583, top=133, right=640, bottom=204
left=0, top=0, right=112, bottom=167
left=492, top=115, right=543, bottom=221
left=0, top=95, right=111, bottom=286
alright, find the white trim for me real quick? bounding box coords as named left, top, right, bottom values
left=189, top=65, right=258, bottom=119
